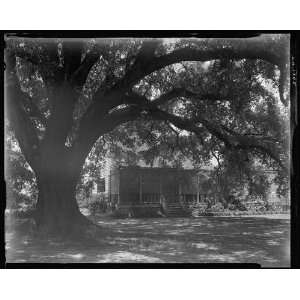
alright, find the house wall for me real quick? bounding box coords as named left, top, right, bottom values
left=115, top=167, right=205, bottom=205
left=102, top=155, right=120, bottom=204
left=101, top=157, right=289, bottom=210
left=119, top=167, right=140, bottom=204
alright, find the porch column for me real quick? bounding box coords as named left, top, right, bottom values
left=109, top=172, right=111, bottom=204
left=139, top=171, right=143, bottom=204
left=197, top=174, right=200, bottom=204
left=178, top=181, right=182, bottom=202
left=159, top=173, right=162, bottom=203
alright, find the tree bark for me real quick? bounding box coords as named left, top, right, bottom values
left=33, top=156, right=93, bottom=237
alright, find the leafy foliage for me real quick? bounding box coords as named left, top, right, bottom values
left=5, top=35, right=290, bottom=214
left=5, top=126, right=37, bottom=210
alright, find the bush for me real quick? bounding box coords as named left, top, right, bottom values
left=210, top=202, right=225, bottom=212
left=86, top=195, right=109, bottom=215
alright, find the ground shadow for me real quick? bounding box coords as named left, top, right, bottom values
left=5, top=216, right=290, bottom=266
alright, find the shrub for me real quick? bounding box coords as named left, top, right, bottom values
left=87, top=195, right=109, bottom=215
left=210, top=202, right=225, bottom=212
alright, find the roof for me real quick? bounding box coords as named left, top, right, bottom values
left=117, top=165, right=212, bottom=176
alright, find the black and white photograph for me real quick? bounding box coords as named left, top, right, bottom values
left=2, top=31, right=297, bottom=269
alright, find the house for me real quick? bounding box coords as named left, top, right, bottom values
left=91, top=151, right=290, bottom=216
left=94, top=152, right=214, bottom=217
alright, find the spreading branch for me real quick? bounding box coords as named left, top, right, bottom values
left=23, top=95, right=48, bottom=127
left=151, top=88, right=229, bottom=106
left=116, top=35, right=288, bottom=105
left=71, top=48, right=101, bottom=88
left=69, top=103, right=142, bottom=171
left=125, top=91, right=285, bottom=170
left=62, top=41, right=84, bottom=80
left=41, top=82, right=77, bottom=151
left=114, top=39, right=161, bottom=90
left=5, top=36, right=288, bottom=176
left=6, top=77, right=41, bottom=171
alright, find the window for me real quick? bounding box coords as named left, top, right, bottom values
left=98, top=178, right=105, bottom=192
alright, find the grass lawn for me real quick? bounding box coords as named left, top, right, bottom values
left=5, top=215, right=290, bottom=267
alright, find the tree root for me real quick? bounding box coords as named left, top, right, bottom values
left=18, top=211, right=105, bottom=245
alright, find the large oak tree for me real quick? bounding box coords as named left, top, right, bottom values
left=5, top=34, right=290, bottom=236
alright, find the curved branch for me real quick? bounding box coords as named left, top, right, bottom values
left=125, top=92, right=285, bottom=170
left=136, top=39, right=161, bottom=62
left=23, top=95, right=48, bottom=127
left=114, top=39, right=161, bottom=91
left=151, top=88, right=228, bottom=106
left=62, top=41, right=84, bottom=80
left=41, top=82, right=77, bottom=151
left=69, top=104, right=142, bottom=173
left=71, top=49, right=100, bottom=88
left=125, top=88, right=229, bottom=122
left=119, top=35, right=286, bottom=90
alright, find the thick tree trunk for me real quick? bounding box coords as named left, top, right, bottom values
left=33, top=159, right=94, bottom=238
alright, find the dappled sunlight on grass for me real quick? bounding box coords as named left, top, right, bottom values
left=164, top=228, right=196, bottom=235
left=67, top=253, right=86, bottom=260
left=6, top=216, right=290, bottom=266
left=191, top=243, right=219, bottom=250
left=96, top=251, right=163, bottom=263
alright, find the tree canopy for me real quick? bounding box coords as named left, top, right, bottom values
left=4, top=34, right=290, bottom=235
